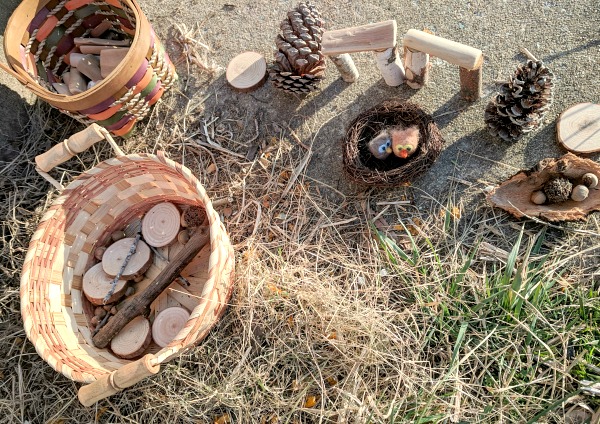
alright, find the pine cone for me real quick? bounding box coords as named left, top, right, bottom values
left=270, top=2, right=326, bottom=94
left=485, top=60, right=554, bottom=142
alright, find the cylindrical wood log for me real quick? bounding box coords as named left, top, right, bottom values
left=78, top=354, right=160, bottom=406
left=328, top=54, right=359, bottom=83
left=226, top=51, right=267, bottom=93
left=459, top=66, right=482, bottom=101
left=83, top=263, right=128, bottom=305
left=321, top=20, right=397, bottom=55
left=404, top=47, right=429, bottom=89
left=92, top=227, right=210, bottom=349
left=35, top=124, right=105, bottom=172
left=110, top=316, right=152, bottom=359
left=102, top=238, right=153, bottom=279
left=374, top=46, right=405, bottom=86
left=557, top=103, right=600, bottom=154
left=402, top=29, right=483, bottom=70
left=151, top=307, right=190, bottom=348
left=142, top=202, right=181, bottom=247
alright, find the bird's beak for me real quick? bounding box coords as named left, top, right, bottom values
left=385, top=147, right=392, bottom=154
left=399, top=150, right=408, bottom=159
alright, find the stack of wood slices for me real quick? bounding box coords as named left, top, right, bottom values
left=83, top=202, right=210, bottom=359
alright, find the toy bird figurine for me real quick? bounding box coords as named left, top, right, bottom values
left=391, top=125, right=420, bottom=159
left=367, top=130, right=393, bottom=160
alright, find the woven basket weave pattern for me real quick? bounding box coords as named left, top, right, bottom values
left=21, top=152, right=234, bottom=383
left=5, top=0, right=177, bottom=137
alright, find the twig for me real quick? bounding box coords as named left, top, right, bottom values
left=194, top=139, right=246, bottom=159
left=91, top=311, right=112, bottom=337
left=103, top=233, right=141, bottom=304
left=520, top=47, right=538, bottom=62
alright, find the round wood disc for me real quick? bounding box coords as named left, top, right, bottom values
left=226, top=51, right=267, bottom=92
left=110, top=316, right=152, bottom=359
left=151, top=307, right=190, bottom=348
left=83, top=263, right=128, bottom=305
left=142, top=202, right=181, bottom=247
left=102, top=238, right=152, bottom=279
left=557, top=103, right=600, bottom=154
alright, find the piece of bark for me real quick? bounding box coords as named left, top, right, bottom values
left=100, top=48, right=129, bottom=78
left=226, top=51, right=267, bottom=92
left=459, top=66, right=482, bottom=101
left=102, top=238, right=152, bottom=279
left=142, top=202, right=181, bottom=247
left=557, top=103, right=600, bottom=154
left=83, top=263, right=128, bottom=305
left=92, top=227, right=210, bottom=348
left=151, top=307, right=190, bottom=348
left=110, top=316, right=152, bottom=359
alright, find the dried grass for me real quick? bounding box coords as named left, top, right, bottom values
left=1, top=91, right=600, bottom=423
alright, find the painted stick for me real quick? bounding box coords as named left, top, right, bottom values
left=328, top=54, right=359, bottom=83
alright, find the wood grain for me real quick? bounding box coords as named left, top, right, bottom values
left=226, top=51, right=267, bottom=92
left=321, top=20, right=397, bottom=55
left=557, top=103, right=600, bottom=154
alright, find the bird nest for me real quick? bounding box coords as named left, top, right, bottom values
left=343, top=100, right=444, bottom=186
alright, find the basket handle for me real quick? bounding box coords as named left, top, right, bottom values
left=35, top=123, right=125, bottom=190
left=0, top=61, right=31, bottom=87
left=78, top=354, right=160, bottom=407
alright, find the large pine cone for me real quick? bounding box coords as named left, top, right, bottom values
left=270, top=2, right=327, bottom=94
left=485, top=60, right=554, bottom=142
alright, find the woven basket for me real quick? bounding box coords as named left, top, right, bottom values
left=0, top=0, right=177, bottom=137
left=22, top=130, right=234, bottom=404
left=343, top=100, right=445, bottom=186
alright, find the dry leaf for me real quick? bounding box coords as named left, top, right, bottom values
left=451, top=206, right=461, bottom=220
left=95, top=407, right=109, bottom=421
left=291, top=379, right=300, bottom=392
left=327, top=331, right=337, bottom=340
left=267, top=283, right=283, bottom=295
left=304, top=395, right=318, bottom=408
left=206, top=163, right=217, bottom=174
left=262, top=198, right=271, bottom=208
left=222, top=207, right=233, bottom=218
left=326, top=376, right=338, bottom=387
left=213, top=413, right=232, bottom=424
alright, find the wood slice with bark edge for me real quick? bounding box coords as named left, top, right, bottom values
left=142, top=202, right=181, bottom=247
left=557, top=103, right=600, bottom=154
left=487, top=153, right=600, bottom=222
left=110, top=316, right=152, bottom=359
left=83, top=263, right=128, bottom=305
left=102, top=238, right=152, bottom=279
left=151, top=307, right=190, bottom=348
left=226, top=51, right=267, bottom=93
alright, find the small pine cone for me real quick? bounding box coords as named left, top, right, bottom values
left=543, top=176, right=572, bottom=204
left=485, top=60, right=554, bottom=142
left=270, top=2, right=326, bottom=94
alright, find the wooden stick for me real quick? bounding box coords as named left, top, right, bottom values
left=328, top=54, right=359, bottom=83
left=404, top=47, right=429, bottom=89
left=321, top=20, right=397, bottom=55
left=92, top=227, right=210, bottom=349
left=374, top=46, right=405, bottom=86
left=459, top=66, right=482, bottom=101
left=402, top=29, right=483, bottom=70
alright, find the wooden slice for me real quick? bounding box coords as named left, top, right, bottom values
left=152, top=307, right=190, bottom=348
left=142, top=202, right=181, bottom=247
left=226, top=51, right=267, bottom=93
left=102, top=238, right=152, bottom=279
left=110, top=316, right=152, bottom=359
left=83, top=263, right=128, bottom=305
left=557, top=103, right=600, bottom=154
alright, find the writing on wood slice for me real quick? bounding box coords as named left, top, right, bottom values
left=142, top=202, right=181, bottom=247
left=110, top=316, right=152, bottom=359
left=83, top=263, right=128, bottom=305
left=102, top=238, right=153, bottom=279
left=151, top=307, right=190, bottom=348
left=557, top=103, right=600, bottom=154
left=226, top=51, right=267, bottom=93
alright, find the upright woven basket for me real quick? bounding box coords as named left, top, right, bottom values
left=1, top=0, right=177, bottom=136
left=21, top=151, right=235, bottom=389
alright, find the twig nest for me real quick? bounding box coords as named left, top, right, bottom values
left=343, top=100, right=444, bottom=186
left=571, top=185, right=589, bottom=202
left=530, top=191, right=546, bottom=205
left=582, top=173, right=598, bottom=188
left=543, top=177, right=573, bottom=204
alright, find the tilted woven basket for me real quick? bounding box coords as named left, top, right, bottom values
left=343, top=100, right=445, bottom=186
left=1, top=0, right=177, bottom=136
left=22, top=132, right=234, bottom=404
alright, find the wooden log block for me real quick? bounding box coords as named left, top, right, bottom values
left=374, top=46, right=405, bottom=86
left=74, top=37, right=131, bottom=47
left=459, top=66, right=482, bottom=101
left=92, top=227, right=210, bottom=349
left=52, top=83, right=71, bottom=95
left=402, top=29, right=483, bottom=70
left=141, top=202, right=181, bottom=247
left=80, top=45, right=121, bottom=54
left=91, top=20, right=113, bottom=38
left=321, top=20, right=397, bottom=55
left=77, top=54, right=102, bottom=81
left=151, top=307, right=190, bottom=348
left=83, top=263, right=128, bottom=305
left=328, top=54, right=359, bottom=83
left=102, top=238, right=153, bottom=279
left=226, top=51, right=267, bottom=93
left=404, top=47, right=429, bottom=89
left=110, top=316, right=152, bottom=359
left=100, top=48, right=130, bottom=78
left=67, top=68, right=86, bottom=94
left=557, top=103, right=600, bottom=154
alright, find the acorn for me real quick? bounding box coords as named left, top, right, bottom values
left=582, top=173, right=598, bottom=189
left=543, top=177, right=573, bottom=204
left=94, top=246, right=107, bottom=261
left=571, top=185, right=589, bottom=202
left=94, top=306, right=107, bottom=318
left=111, top=230, right=126, bottom=242
left=530, top=191, right=547, bottom=205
